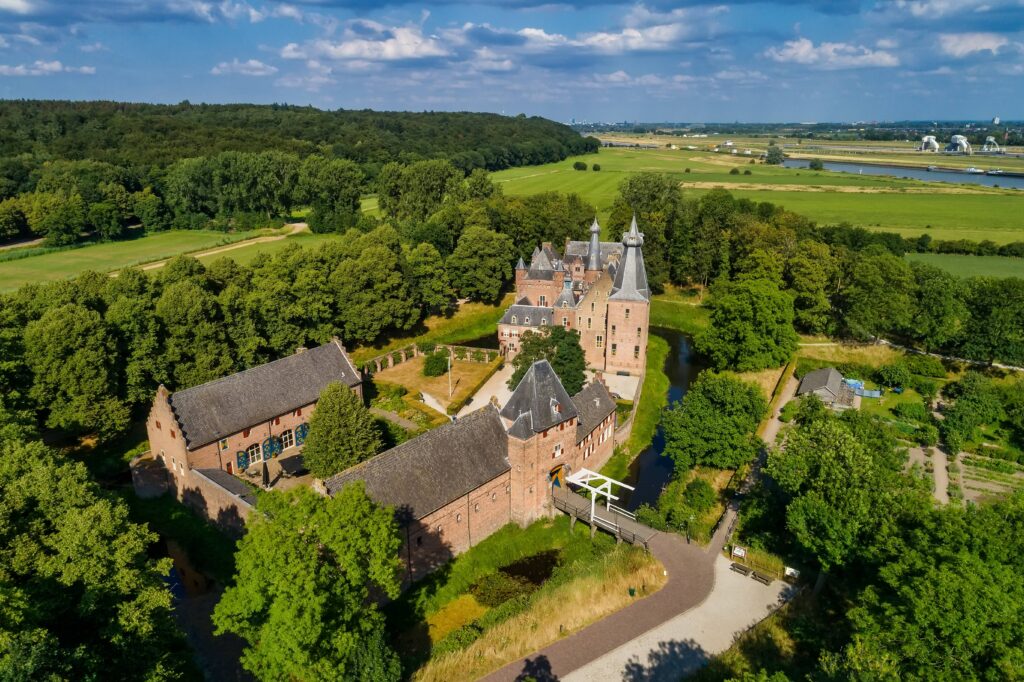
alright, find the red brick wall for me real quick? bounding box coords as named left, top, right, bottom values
left=180, top=469, right=253, bottom=536
left=188, top=401, right=318, bottom=472
left=605, top=300, right=649, bottom=375
left=400, top=471, right=512, bottom=583
left=516, top=274, right=562, bottom=308
left=507, top=417, right=580, bottom=525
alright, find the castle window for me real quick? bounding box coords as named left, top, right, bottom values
left=625, top=308, right=630, bottom=320
left=637, top=327, right=642, bottom=338
left=511, top=315, right=518, bottom=324
left=596, top=335, right=603, bottom=348
left=155, top=420, right=161, bottom=430
left=456, top=514, right=462, bottom=523
left=170, top=430, right=176, bottom=440
left=540, top=318, right=547, bottom=326
left=611, top=325, right=616, bottom=336
left=539, top=295, right=547, bottom=306
left=591, top=302, right=595, bottom=312
left=219, top=438, right=228, bottom=451
left=474, top=503, right=480, bottom=512
left=529, top=486, right=534, bottom=494
left=553, top=443, right=563, bottom=458
left=274, top=417, right=280, bottom=426
left=281, top=429, right=294, bottom=449
left=562, top=317, right=568, bottom=327
left=634, top=345, right=640, bottom=359
left=611, top=343, right=617, bottom=356
left=416, top=536, right=423, bottom=546
left=506, top=484, right=511, bottom=493
left=295, top=407, right=302, bottom=417
left=491, top=492, right=497, bottom=501
left=436, top=525, right=442, bottom=533
left=587, top=318, right=592, bottom=330
left=525, top=316, right=531, bottom=325
left=562, top=301, right=568, bottom=308
left=245, top=443, right=262, bottom=467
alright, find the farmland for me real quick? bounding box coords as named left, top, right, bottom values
left=492, top=147, right=1024, bottom=243
left=905, top=252, right=1024, bottom=279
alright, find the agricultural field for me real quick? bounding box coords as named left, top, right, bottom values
left=905, top=252, right=1024, bottom=279
left=0, top=226, right=313, bottom=291
left=492, top=147, right=1024, bottom=243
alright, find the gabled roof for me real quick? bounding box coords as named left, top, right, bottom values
left=322, top=406, right=509, bottom=521
left=554, top=288, right=577, bottom=309
left=500, top=304, right=554, bottom=327
left=170, top=340, right=360, bottom=449
left=609, top=216, right=650, bottom=302
left=571, top=381, right=617, bottom=443
left=797, top=367, right=844, bottom=399
left=564, top=240, right=624, bottom=270
left=526, top=244, right=563, bottom=279
left=500, top=360, right=577, bottom=436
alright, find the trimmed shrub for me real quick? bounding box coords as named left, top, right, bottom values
left=573, top=161, right=587, bottom=171
left=729, top=168, right=740, bottom=175
left=591, top=163, right=601, bottom=171
left=417, top=341, right=437, bottom=354
left=683, top=479, right=716, bottom=513
left=684, top=168, right=691, bottom=173
left=471, top=349, right=485, bottom=362
left=876, top=362, right=912, bottom=388
left=916, top=424, right=939, bottom=446
left=423, top=350, right=449, bottom=377
left=743, top=169, right=752, bottom=175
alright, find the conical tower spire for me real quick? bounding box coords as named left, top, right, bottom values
left=610, top=215, right=649, bottom=301
left=586, top=217, right=601, bottom=271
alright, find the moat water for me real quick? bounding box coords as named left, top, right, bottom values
left=619, top=328, right=707, bottom=511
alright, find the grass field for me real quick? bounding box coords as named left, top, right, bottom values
left=194, top=231, right=341, bottom=266
left=905, top=252, right=1024, bottom=278
left=492, top=148, right=1024, bottom=243
left=372, top=357, right=497, bottom=411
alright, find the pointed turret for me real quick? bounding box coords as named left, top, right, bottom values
left=609, top=215, right=649, bottom=302
left=586, top=218, right=602, bottom=271
left=516, top=256, right=526, bottom=270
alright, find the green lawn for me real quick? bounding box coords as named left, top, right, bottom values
left=492, top=148, right=1024, bottom=243
left=0, top=228, right=285, bottom=292
left=905, top=252, right=1024, bottom=279
left=195, top=232, right=341, bottom=266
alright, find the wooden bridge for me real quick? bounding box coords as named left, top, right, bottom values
left=552, top=486, right=659, bottom=550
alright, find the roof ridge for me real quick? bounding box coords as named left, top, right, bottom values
left=173, top=342, right=339, bottom=398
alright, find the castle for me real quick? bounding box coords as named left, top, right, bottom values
left=141, top=219, right=650, bottom=583
left=498, top=216, right=650, bottom=375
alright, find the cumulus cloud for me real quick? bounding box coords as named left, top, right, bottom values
left=0, top=59, right=94, bottom=75
left=889, top=0, right=1018, bottom=18
left=210, top=57, right=278, bottom=75
left=938, top=32, right=1008, bottom=57
left=0, top=0, right=33, bottom=14
left=765, top=37, right=899, bottom=68
left=285, top=20, right=448, bottom=62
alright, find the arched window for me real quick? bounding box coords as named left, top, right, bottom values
left=245, top=443, right=262, bottom=467
left=525, top=317, right=531, bottom=325
left=540, top=318, right=547, bottom=326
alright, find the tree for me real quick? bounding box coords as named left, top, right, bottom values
left=573, top=161, right=587, bottom=171
left=960, top=277, right=1024, bottom=366
left=213, top=484, right=403, bottom=682
left=608, top=172, right=682, bottom=292
left=910, top=262, right=967, bottom=351
left=875, top=362, right=911, bottom=389
left=696, top=279, right=798, bottom=371
left=592, top=163, right=601, bottom=171
left=0, top=198, right=27, bottom=241
left=88, top=200, right=126, bottom=241
left=0, top=437, right=192, bottom=681
left=407, top=242, right=454, bottom=314
left=299, top=156, right=364, bottom=232
left=662, top=372, right=767, bottom=472
left=132, top=187, right=170, bottom=231
left=423, top=350, right=449, bottom=377
left=841, top=249, right=917, bottom=340
left=767, top=417, right=885, bottom=571
left=507, top=326, right=586, bottom=395
left=786, top=240, right=836, bottom=334
left=465, top=168, right=500, bottom=200
left=808, top=158, right=824, bottom=171
left=765, top=146, right=785, bottom=165
left=447, top=226, right=515, bottom=303
left=683, top=478, right=716, bottom=513
left=23, top=303, right=130, bottom=439
left=303, top=382, right=381, bottom=478
left=331, top=244, right=419, bottom=345
left=155, top=279, right=235, bottom=389
left=377, top=159, right=462, bottom=222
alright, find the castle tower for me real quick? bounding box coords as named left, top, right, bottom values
left=584, top=218, right=603, bottom=285
left=604, top=216, right=650, bottom=375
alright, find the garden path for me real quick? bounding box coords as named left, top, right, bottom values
left=369, top=407, right=418, bottom=431
left=135, top=222, right=308, bottom=272
left=931, top=448, right=950, bottom=504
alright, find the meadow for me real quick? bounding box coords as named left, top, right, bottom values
left=904, top=252, right=1024, bottom=279
left=492, top=147, right=1024, bottom=243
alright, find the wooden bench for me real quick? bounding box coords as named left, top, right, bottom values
left=730, top=562, right=752, bottom=576
left=751, top=571, right=773, bottom=585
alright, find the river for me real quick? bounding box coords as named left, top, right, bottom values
left=619, top=328, right=706, bottom=511
left=782, top=158, right=1024, bottom=190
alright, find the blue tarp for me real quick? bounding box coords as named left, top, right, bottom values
left=843, top=378, right=865, bottom=389
left=855, top=388, right=882, bottom=398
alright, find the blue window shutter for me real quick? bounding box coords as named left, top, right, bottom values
left=296, top=422, right=309, bottom=445
left=236, top=451, right=247, bottom=470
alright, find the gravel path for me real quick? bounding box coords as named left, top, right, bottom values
left=136, top=222, right=308, bottom=272
left=930, top=448, right=950, bottom=504
left=369, top=407, right=418, bottom=431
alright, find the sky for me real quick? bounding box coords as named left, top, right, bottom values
left=0, top=0, right=1022, bottom=122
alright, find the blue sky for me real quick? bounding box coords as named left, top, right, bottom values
left=0, top=0, right=1021, bottom=121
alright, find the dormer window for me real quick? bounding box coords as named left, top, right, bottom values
left=540, top=319, right=547, bottom=326
left=525, top=316, right=531, bottom=325
left=562, top=301, right=568, bottom=308
left=511, top=315, right=518, bottom=324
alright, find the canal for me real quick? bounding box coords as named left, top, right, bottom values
left=782, top=158, right=1024, bottom=190
left=619, top=328, right=707, bottom=511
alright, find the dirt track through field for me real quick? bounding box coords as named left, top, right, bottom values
left=109, top=223, right=309, bottom=276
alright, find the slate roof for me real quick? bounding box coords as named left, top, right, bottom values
left=571, top=381, right=617, bottom=443
left=586, top=219, right=602, bottom=270
left=564, top=240, right=624, bottom=270
left=554, top=288, right=577, bottom=309
left=194, top=468, right=258, bottom=508
left=170, top=340, right=360, bottom=449
left=322, top=406, right=510, bottom=521
left=797, top=367, right=844, bottom=399
left=500, top=360, right=578, bottom=437
left=500, top=304, right=554, bottom=327
left=609, top=216, right=650, bottom=302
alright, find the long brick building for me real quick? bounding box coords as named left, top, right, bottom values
left=498, top=216, right=651, bottom=375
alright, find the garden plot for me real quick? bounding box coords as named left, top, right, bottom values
left=959, top=453, right=1024, bottom=504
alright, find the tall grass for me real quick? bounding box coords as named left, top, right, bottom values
left=411, top=547, right=665, bottom=682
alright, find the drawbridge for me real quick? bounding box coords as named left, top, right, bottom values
left=552, top=468, right=659, bottom=550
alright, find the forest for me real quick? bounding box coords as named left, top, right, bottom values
left=2, top=162, right=1024, bottom=680
left=0, top=101, right=598, bottom=246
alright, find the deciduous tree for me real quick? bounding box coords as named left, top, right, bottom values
left=696, top=279, right=797, bottom=371
left=507, top=326, right=586, bottom=395
left=303, top=382, right=382, bottom=478
left=447, top=226, right=515, bottom=303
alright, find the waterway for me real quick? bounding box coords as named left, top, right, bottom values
left=620, top=328, right=707, bottom=511
left=782, top=158, right=1024, bottom=190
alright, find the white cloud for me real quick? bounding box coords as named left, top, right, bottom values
left=714, top=68, right=766, bottom=82
left=471, top=47, right=513, bottom=72
left=890, top=0, right=1014, bottom=18
left=876, top=38, right=898, bottom=49
left=0, top=59, right=94, bottom=75
left=938, top=32, right=1008, bottom=57
left=80, top=41, right=106, bottom=52
left=289, top=21, right=449, bottom=62
left=578, top=23, right=691, bottom=54
left=271, top=4, right=303, bottom=22
left=765, top=37, right=899, bottom=68
left=210, top=57, right=278, bottom=76
left=0, top=0, right=33, bottom=14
